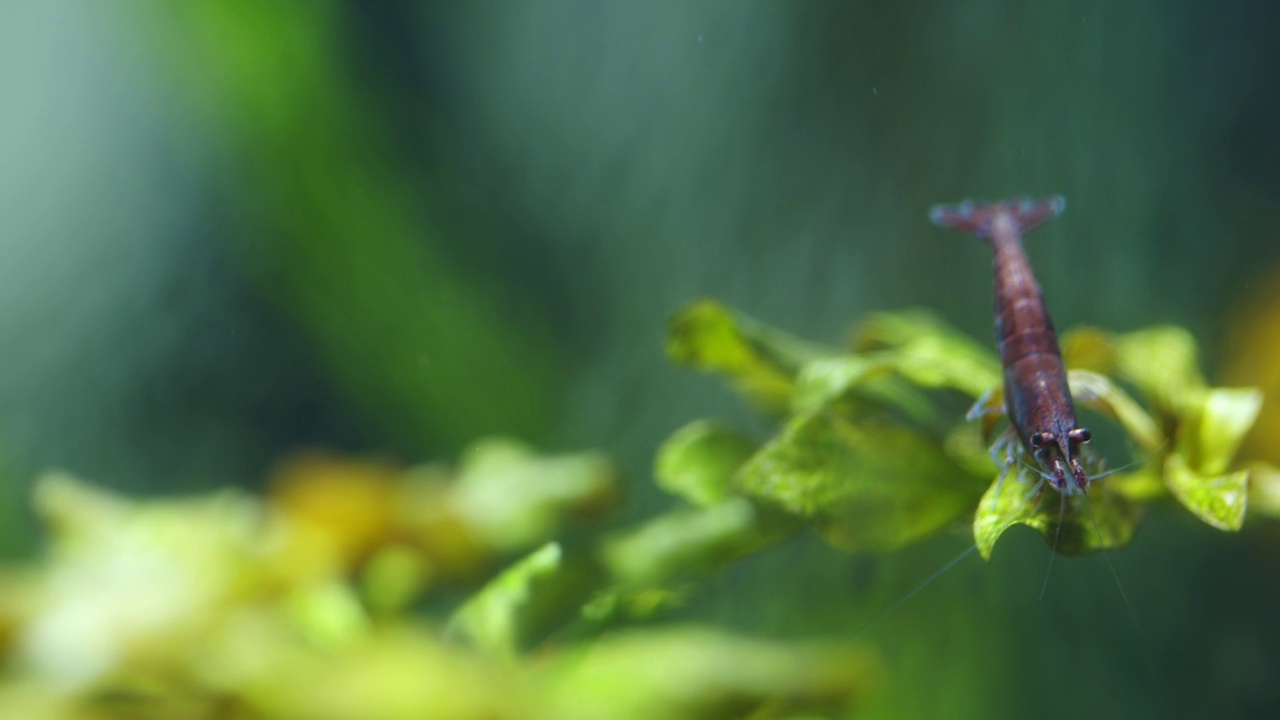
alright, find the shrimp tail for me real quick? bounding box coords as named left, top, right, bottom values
left=929, top=196, right=1066, bottom=239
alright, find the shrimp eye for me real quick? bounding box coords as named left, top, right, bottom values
left=1070, top=427, right=1092, bottom=443
left=1030, top=432, right=1048, bottom=447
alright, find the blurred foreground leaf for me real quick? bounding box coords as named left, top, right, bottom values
left=533, top=626, right=881, bottom=720
left=1114, top=325, right=1206, bottom=412
left=449, top=543, right=562, bottom=659
left=1247, top=463, right=1280, bottom=520
left=602, top=498, right=794, bottom=588
left=0, top=447, right=884, bottom=720
left=450, top=439, right=618, bottom=552
left=666, top=300, right=836, bottom=411
left=654, top=421, right=757, bottom=508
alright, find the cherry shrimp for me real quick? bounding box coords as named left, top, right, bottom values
left=854, top=197, right=1145, bottom=646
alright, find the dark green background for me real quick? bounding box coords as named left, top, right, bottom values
left=1, top=2, right=1277, bottom=717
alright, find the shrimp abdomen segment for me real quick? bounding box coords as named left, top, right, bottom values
left=1002, top=352, right=1076, bottom=441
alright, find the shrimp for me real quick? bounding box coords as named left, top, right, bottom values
left=853, top=197, right=1145, bottom=647
left=929, top=196, right=1096, bottom=495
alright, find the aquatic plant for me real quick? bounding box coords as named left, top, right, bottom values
left=0, top=444, right=878, bottom=719
left=663, top=299, right=1268, bottom=559
left=0, top=300, right=1268, bottom=719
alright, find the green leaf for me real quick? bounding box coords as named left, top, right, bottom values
left=1164, top=454, right=1248, bottom=531
left=535, top=626, right=882, bottom=720
left=601, top=498, right=795, bottom=587
left=790, top=356, right=884, bottom=416
left=1246, top=463, right=1280, bottom=520
left=734, top=412, right=985, bottom=552
left=854, top=310, right=1002, bottom=398
left=1114, top=326, right=1205, bottom=410
left=1193, top=387, right=1263, bottom=475
left=654, top=421, right=757, bottom=507
left=447, top=542, right=562, bottom=659
left=973, top=475, right=1140, bottom=559
left=943, top=424, right=1001, bottom=480
left=666, top=300, right=835, bottom=410
left=451, top=439, right=618, bottom=552
left=791, top=356, right=937, bottom=427
left=1059, top=326, right=1116, bottom=374
left=1067, top=370, right=1164, bottom=454
left=1105, top=464, right=1168, bottom=502
left=580, top=587, right=690, bottom=625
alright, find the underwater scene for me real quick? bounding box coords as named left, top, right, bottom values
left=2, top=3, right=1280, bottom=719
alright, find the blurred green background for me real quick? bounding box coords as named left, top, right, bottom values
left=2, top=1, right=1280, bottom=718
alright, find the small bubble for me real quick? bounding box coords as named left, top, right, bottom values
left=698, top=34, right=704, bottom=42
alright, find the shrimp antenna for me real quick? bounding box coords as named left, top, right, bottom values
left=850, top=544, right=979, bottom=640
left=852, top=474, right=1048, bottom=639
left=1038, top=494, right=1066, bottom=600
left=1083, top=456, right=1144, bottom=483
left=1079, top=489, right=1158, bottom=687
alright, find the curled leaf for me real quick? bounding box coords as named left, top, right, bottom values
left=666, top=300, right=834, bottom=409
left=448, top=542, right=563, bottom=659
left=1193, top=388, right=1263, bottom=476
left=1164, top=454, right=1248, bottom=531
left=973, top=474, right=1140, bottom=559
left=654, top=421, right=757, bottom=507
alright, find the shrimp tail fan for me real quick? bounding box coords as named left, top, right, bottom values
left=929, top=196, right=1066, bottom=239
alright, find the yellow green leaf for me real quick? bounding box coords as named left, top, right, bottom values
left=665, top=300, right=834, bottom=410
left=452, top=439, right=618, bottom=552
left=447, top=542, right=563, bottom=659
left=1114, top=326, right=1205, bottom=410
left=1246, top=463, right=1280, bottom=520
left=1067, top=370, right=1164, bottom=454
left=654, top=420, right=757, bottom=507
left=1059, top=326, right=1116, bottom=374
left=601, top=499, right=793, bottom=587
left=1194, top=387, right=1263, bottom=475
left=734, top=412, right=985, bottom=552
left=534, top=626, right=882, bottom=720
left=1164, top=454, right=1248, bottom=531
left=974, top=474, right=1140, bottom=560
left=854, top=310, right=1001, bottom=398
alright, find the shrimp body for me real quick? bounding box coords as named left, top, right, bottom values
left=930, top=197, right=1093, bottom=494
